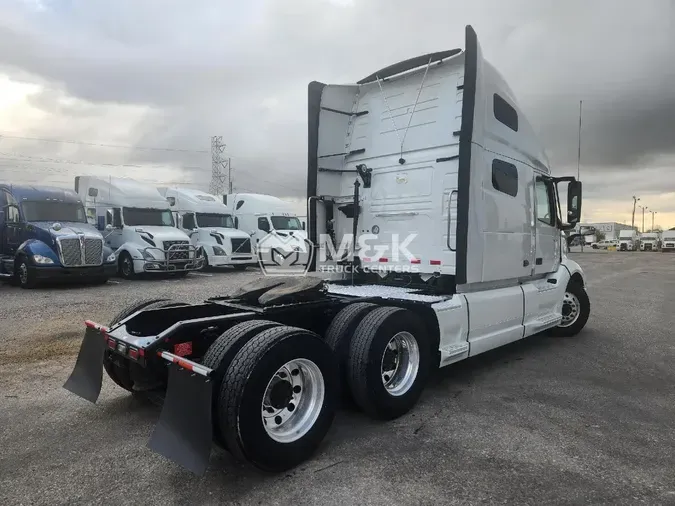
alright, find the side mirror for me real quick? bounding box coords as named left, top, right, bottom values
left=302, top=221, right=306, bottom=230
left=567, top=181, right=582, bottom=225
left=105, top=224, right=113, bottom=231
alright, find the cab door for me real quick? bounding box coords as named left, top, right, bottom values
left=533, top=176, right=560, bottom=275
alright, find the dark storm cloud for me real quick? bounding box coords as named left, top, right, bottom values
left=0, top=0, right=674, bottom=197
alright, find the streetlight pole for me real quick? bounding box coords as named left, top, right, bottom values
left=651, top=211, right=657, bottom=232
left=631, top=196, right=640, bottom=230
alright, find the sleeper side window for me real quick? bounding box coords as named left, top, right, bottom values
left=494, top=94, right=519, bottom=132
left=492, top=159, right=518, bottom=197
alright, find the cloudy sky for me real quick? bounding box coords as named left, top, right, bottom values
left=0, top=0, right=674, bottom=228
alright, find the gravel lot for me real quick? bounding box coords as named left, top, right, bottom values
left=1, top=255, right=674, bottom=505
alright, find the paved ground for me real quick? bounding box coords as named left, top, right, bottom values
left=1, top=254, right=674, bottom=505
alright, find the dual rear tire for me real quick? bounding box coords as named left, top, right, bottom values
left=205, top=322, right=338, bottom=472
left=204, top=304, right=431, bottom=472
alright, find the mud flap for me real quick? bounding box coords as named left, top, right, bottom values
left=63, top=327, right=106, bottom=403
left=147, top=363, right=214, bottom=475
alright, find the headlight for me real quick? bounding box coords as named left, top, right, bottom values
left=142, top=249, right=155, bottom=260
left=212, top=246, right=225, bottom=256
left=106, top=253, right=116, bottom=263
left=32, top=254, right=54, bottom=265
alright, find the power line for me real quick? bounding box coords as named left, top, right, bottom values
left=0, top=152, right=205, bottom=171
left=0, top=132, right=209, bottom=153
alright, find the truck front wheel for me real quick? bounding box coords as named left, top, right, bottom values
left=118, top=252, right=136, bottom=279
left=549, top=281, right=590, bottom=337
left=16, top=258, right=37, bottom=289
left=218, top=325, right=338, bottom=472
left=347, top=307, right=431, bottom=420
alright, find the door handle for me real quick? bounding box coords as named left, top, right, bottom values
left=523, top=260, right=529, bottom=267
left=535, top=258, right=543, bottom=265
left=447, top=190, right=458, bottom=251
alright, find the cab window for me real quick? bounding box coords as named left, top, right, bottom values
left=535, top=177, right=555, bottom=227
left=258, top=217, right=271, bottom=233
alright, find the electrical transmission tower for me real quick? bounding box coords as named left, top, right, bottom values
left=209, top=136, right=231, bottom=195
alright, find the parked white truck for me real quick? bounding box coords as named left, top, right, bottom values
left=159, top=187, right=256, bottom=270
left=224, top=192, right=309, bottom=265
left=75, top=176, right=203, bottom=278
left=639, top=232, right=660, bottom=252
left=662, top=230, right=675, bottom=252
left=618, top=229, right=639, bottom=251
left=65, top=26, right=590, bottom=475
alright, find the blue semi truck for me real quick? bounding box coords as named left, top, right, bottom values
left=0, top=184, right=118, bottom=288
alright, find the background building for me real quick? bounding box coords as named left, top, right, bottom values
left=575, top=222, right=638, bottom=240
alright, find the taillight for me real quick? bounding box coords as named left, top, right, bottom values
left=128, top=347, right=139, bottom=360
left=174, top=341, right=193, bottom=357
left=107, top=337, right=116, bottom=350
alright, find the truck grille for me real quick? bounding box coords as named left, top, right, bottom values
left=231, top=238, right=251, bottom=254
left=164, top=240, right=190, bottom=261
left=645, top=244, right=652, bottom=250
left=85, top=238, right=103, bottom=264
left=666, top=243, right=674, bottom=248
left=60, top=239, right=82, bottom=266
left=59, top=237, right=104, bottom=266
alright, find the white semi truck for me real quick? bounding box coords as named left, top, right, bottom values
left=75, top=176, right=203, bottom=278
left=618, top=229, right=639, bottom=251
left=160, top=187, right=256, bottom=270
left=662, top=230, right=675, bottom=252
left=65, top=26, right=590, bottom=475
left=639, top=232, right=660, bottom=252
left=224, top=192, right=309, bottom=266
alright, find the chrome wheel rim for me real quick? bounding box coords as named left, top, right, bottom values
left=261, top=358, right=325, bottom=443
left=380, top=331, right=420, bottom=397
left=560, top=292, right=581, bottom=327
left=122, top=257, right=132, bottom=277
left=19, top=263, right=28, bottom=285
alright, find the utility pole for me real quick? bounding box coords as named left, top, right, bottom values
left=639, top=205, right=647, bottom=233
left=651, top=211, right=657, bottom=232
left=228, top=157, right=233, bottom=194
left=209, top=136, right=229, bottom=196
left=577, top=100, right=583, bottom=252
left=577, top=100, right=583, bottom=181
left=631, top=196, right=640, bottom=230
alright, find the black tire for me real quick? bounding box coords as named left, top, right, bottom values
left=219, top=326, right=338, bottom=472
left=549, top=281, right=590, bottom=337
left=324, top=303, right=378, bottom=401
left=347, top=307, right=431, bottom=420
left=103, top=299, right=174, bottom=392
left=118, top=252, right=136, bottom=279
left=201, top=320, right=282, bottom=447
left=232, top=264, right=248, bottom=271
left=16, top=258, right=37, bottom=289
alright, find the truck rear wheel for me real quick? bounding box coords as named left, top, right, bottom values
left=324, top=302, right=378, bottom=401
left=104, top=299, right=176, bottom=392
left=218, top=325, right=338, bottom=472
left=201, top=320, right=282, bottom=447
left=549, top=281, right=590, bottom=337
left=347, top=307, right=431, bottom=420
